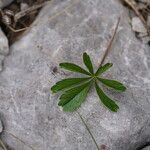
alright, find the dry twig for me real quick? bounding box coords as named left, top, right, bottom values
left=6, top=25, right=28, bottom=33
left=3, top=130, right=35, bottom=150
left=14, top=1, right=50, bottom=22
left=99, top=17, right=120, bottom=66
left=0, top=9, right=28, bottom=33
left=0, top=139, right=7, bottom=150
left=77, top=111, right=100, bottom=150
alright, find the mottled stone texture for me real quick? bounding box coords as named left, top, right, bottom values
left=0, top=28, right=9, bottom=56
left=138, top=0, right=150, bottom=4
left=143, top=147, right=150, bottom=150
left=0, top=0, right=149, bottom=150
left=0, top=0, right=11, bottom=73
left=0, top=28, right=9, bottom=72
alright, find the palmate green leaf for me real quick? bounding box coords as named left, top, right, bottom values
left=83, top=52, right=94, bottom=74
left=95, top=63, right=113, bottom=76
left=58, top=81, right=91, bottom=107
left=60, top=63, right=91, bottom=76
left=51, top=52, right=127, bottom=112
left=97, top=77, right=126, bottom=92
left=51, top=77, right=90, bottom=93
left=95, top=82, right=119, bottom=112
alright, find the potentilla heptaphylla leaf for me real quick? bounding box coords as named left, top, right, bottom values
left=51, top=52, right=126, bottom=112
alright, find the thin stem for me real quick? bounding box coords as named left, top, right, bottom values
left=0, top=139, right=7, bottom=150
left=3, top=130, right=35, bottom=150
left=76, top=18, right=121, bottom=150
left=99, top=17, right=120, bottom=66
left=14, top=1, right=50, bottom=21
left=6, top=25, right=28, bottom=33
left=77, top=111, right=100, bottom=150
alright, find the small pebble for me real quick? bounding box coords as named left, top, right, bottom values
left=131, top=17, right=147, bottom=33
left=21, top=2, right=29, bottom=11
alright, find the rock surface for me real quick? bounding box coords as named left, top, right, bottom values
left=143, top=147, right=150, bottom=150
left=131, top=17, right=147, bottom=33
left=0, top=0, right=149, bottom=150
left=138, top=0, right=150, bottom=4
left=131, top=16, right=150, bottom=44
left=0, top=28, right=9, bottom=72
left=0, top=0, right=14, bottom=8
left=0, top=119, right=3, bottom=133
left=0, top=28, right=9, bottom=56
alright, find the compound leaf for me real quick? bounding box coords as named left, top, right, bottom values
left=83, top=52, right=94, bottom=74
left=97, top=77, right=126, bottom=92
left=51, top=77, right=90, bottom=93
left=60, top=63, right=91, bottom=76
left=95, top=82, right=119, bottom=112
left=51, top=52, right=126, bottom=112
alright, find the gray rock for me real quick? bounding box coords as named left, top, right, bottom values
left=147, top=16, right=150, bottom=27
left=138, top=0, right=150, bottom=4
left=0, top=28, right=9, bottom=56
left=0, top=28, right=9, bottom=72
left=0, top=0, right=14, bottom=8
left=131, top=17, right=147, bottom=33
left=0, top=119, right=3, bottom=133
left=0, top=55, right=4, bottom=72
left=142, top=146, right=150, bottom=150
left=20, top=2, right=29, bottom=11
left=0, top=0, right=149, bottom=150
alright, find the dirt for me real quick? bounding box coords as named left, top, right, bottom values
left=0, top=0, right=48, bottom=45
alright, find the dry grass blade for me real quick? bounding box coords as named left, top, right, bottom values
left=3, top=130, right=35, bottom=150
left=0, top=139, right=7, bottom=150
left=76, top=18, right=121, bottom=150
left=77, top=111, right=100, bottom=150
left=14, top=1, right=51, bottom=21
left=6, top=25, right=28, bottom=33
left=100, top=17, right=120, bottom=66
